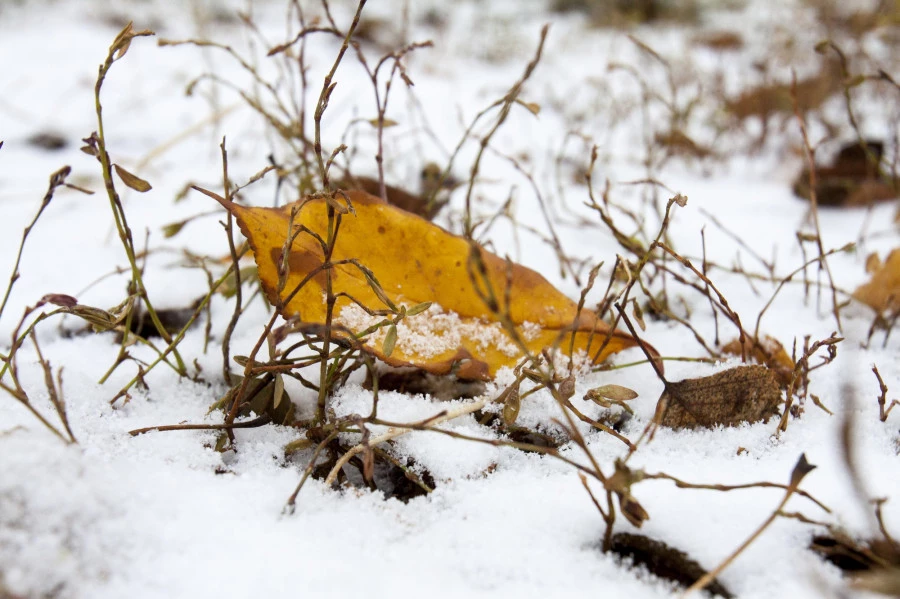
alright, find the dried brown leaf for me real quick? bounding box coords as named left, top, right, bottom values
left=721, top=335, right=795, bottom=386
left=610, top=533, right=734, bottom=598
left=657, top=365, right=782, bottom=429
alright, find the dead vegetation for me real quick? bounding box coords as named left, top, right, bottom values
left=1, top=0, right=899, bottom=596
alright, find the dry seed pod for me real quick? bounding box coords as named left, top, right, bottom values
left=584, top=384, right=638, bottom=414
left=656, top=365, right=781, bottom=429
left=501, top=387, right=521, bottom=426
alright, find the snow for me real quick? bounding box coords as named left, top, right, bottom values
left=1, top=0, right=898, bottom=598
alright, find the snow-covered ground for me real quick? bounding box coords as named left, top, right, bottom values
left=1, top=1, right=898, bottom=597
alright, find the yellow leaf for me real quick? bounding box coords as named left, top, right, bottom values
left=212, top=190, right=643, bottom=380
left=853, top=248, right=900, bottom=316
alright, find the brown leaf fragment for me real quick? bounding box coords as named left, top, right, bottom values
left=653, top=129, right=713, bottom=159
left=609, top=533, right=734, bottom=599
left=656, top=365, right=781, bottom=429
left=810, top=532, right=900, bottom=573
left=720, top=335, right=795, bottom=386
left=726, top=61, right=841, bottom=121
left=232, top=375, right=294, bottom=425
left=789, top=453, right=816, bottom=487
left=866, top=252, right=882, bottom=274
left=109, top=21, right=154, bottom=60
left=853, top=248, right=900, bottom=317
left=114, top=164, right=152, bottom=192
left=366, top=118, right=399, bottom=128
left=691, top=30, right=743, bottom=51
left=557, top=375, right=576, bottom=401
left=335, top=167, right=454, bottom=221
left=792, top=140, right=895, bottom=207
left=27, top=131, right=67, bottom=151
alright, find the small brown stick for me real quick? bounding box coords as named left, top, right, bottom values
left=753, top=245, right=852, bottom=341
left=129, top=414, right=271, bottom=437
left=285, top=429, right=340, bottom=512
left=30, top=331, right=76, bottom=444
left=614, top=302, right=666, bottom=384
left=700, top=227, right=720, bottom=345
left=0, top=166, right=73, bottom=325
left=778, top=334, right=842, bottom=432
left=313, top=0, right=367, bottom=186
left=790, top=71, right=842, bottom=333
left=643, top=471, right=830, bottom=513
left=682, top=454, right=817, bottom=597
left=462, top=25, right=549, bottom=237
left=93, top=24, right=186, bottom=375
left=219, top=137, right=242, bottom=385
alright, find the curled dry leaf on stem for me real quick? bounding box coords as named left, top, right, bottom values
left=210, top=189, right=645, bottom=380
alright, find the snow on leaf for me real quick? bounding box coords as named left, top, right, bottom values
left=210, top=189, right=641, bottom=379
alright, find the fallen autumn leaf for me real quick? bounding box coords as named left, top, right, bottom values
left=211, top=189, right=643, bottom=379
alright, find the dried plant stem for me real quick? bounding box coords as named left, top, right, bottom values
left=315, top=210, right=339, bottom=423
left=93, top=24, right=186, bottom=376
left=0, top=167, right=71, bottom=326
left=872, top=365, right=899, bottom=422
left=682, top=455, right=816, bottom=597
left=313, top=0, right=366, bottom=186
left=305, top=0, right=366, bottom=425
left=30, top=331, right=76, bottom=443
left=285, top=429, right=340, bottom=511
left=0, top=379, right=71, bottom=443
left=462, top=25, right=549, bottom=237
left=219, top=138, right=242, bottom=385
left=791, top=73, right=842, bottom=333
left=110, top=263, right=237, bottom=404
left=753, top=245, right=852, bottom=340
left=129, top=414, right=270, bottom=436
left=354, top=40, right=433, bottom=198
left=643, top=472, right=830, bottom=513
